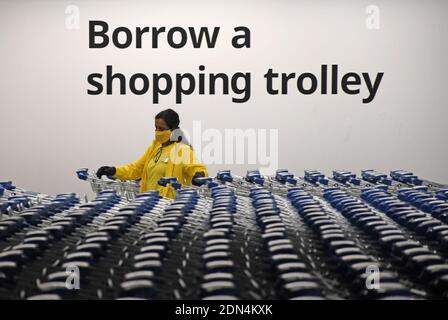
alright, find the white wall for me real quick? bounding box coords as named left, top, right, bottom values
left=1, top=0, right=447, bottom=197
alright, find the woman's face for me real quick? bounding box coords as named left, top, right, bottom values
left=155, top=118, right=170, bottom=131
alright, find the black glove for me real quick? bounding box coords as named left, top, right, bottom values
left=96, top=166, right=116, bottom=178
left=192, top=171, right=205, bottom=186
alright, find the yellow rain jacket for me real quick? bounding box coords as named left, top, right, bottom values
left=113, top=141, right=208, bottom=199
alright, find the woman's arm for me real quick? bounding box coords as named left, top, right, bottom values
left=114, top=144, right=154, bottom=181
left=180, top=146, right=208, bottom=185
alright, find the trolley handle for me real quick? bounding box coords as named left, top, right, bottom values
left=158, top=177, right=183, bottom=190
left=76, top=168, right=89, bottom=181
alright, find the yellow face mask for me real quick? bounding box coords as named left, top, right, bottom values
left=155, top=129, right=172, bottom=143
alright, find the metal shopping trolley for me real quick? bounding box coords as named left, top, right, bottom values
left=0, top=180, right=54, bottom=219
left=212, top=169, right=305, bottom=198
left=76, top=168, right=221, bottom=200
left=76, top=168, right=140, bottom=200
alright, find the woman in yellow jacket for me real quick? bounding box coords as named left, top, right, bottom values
left=96, top=109, right=208, bottom=199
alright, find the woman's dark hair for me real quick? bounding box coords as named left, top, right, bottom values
left=155, top=108, right=180, bottom=130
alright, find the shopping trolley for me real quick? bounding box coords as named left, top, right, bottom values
left=213, top=169, right=320, bottom=197
left=157, top=176, right=218, bottom=199
left=76, top=168, right=222, bottom=200
left=76, top=168, right=140, bottom=200
left=2, top=166, right=448, bottom=300
left=360, top=169, right=448, bottom=196
left=0, top=180, right=54, bottom=219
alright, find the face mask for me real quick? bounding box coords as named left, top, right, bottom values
left=155, top=129, right=172, bottom=143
